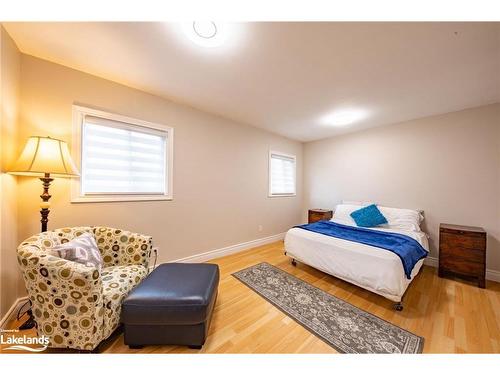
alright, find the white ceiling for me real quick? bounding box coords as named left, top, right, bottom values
left=4, top=22, right=500, bottom=142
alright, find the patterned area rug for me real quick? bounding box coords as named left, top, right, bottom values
left=232, top=262, right=423, bottom=354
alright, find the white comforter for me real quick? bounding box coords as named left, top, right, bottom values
left=284, top=219, right=429, bottom=302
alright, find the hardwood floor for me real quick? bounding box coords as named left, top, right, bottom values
left=4, top=240, right=500, bottom=353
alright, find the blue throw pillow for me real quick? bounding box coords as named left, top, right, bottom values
left=350, top=204, right=388, bottom=227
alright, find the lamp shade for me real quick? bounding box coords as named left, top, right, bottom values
left=9, top=136, right=79, bottom=177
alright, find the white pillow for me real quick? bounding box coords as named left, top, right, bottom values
left=332, top=204, right=363, bottom=225
left=378, top=206, right=423, bottom=232
left=333, top=203, right=423, bottom=232
left=342, top=200, right=376, bottom=206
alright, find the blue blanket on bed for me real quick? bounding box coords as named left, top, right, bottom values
left=294, top=221, right=427, bottom=279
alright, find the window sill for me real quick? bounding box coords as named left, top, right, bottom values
left=71, top=195, right=173, bottom=203
left=268, top=193, right=297, bottom=198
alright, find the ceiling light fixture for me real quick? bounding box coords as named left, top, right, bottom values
left=181, top=21, right=227, bottom=48
left=319, top=109, right=369, bottom=127
left=192, top=21, right=217, bottom=39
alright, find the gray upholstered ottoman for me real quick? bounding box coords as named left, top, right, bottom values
left=121, top=263, right=219, bottom=349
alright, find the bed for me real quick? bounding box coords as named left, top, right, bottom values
left=284, top=203, right=429, bottom=310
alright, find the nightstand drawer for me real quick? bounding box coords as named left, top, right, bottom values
left=440, top=232, right=485, bottom=250
left=440, top=256, right=484, bottom=276
left=308, top=209, right=333, bottom=224
left=309, top=213, right=326, bottom=222
left=439, top=242, right=485, bottom=263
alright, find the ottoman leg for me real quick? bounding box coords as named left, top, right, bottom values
left=188, top=345, right=203, bottom=349
left=129, top=345, right=144, bottom=350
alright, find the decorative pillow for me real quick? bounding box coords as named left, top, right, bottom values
left=50, top=233, right=103, bottom=269
left=350, top=204, right=388, bottom=227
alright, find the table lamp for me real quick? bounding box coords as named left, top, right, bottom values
left=9, top=136, right=80, bottom=232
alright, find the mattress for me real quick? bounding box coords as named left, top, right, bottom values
left=284, top=220, right=429, bottom=302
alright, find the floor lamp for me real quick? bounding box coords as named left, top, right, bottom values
left=9, top=136, right=80, bottom=329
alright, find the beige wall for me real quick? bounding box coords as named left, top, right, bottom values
left=16, top=55, right=303, bottom=267
left=304, top=104, right=500, bottom=272
left=0, top=26, right=22, bottom=318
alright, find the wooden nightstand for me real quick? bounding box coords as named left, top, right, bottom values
left=308, top=209, right=333, bottom=224
left=438, top=223, right=487, bottom=288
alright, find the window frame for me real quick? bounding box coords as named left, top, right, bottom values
left=71, top=105, right=174, bottom=203
left=268, top=150, right=297, bottom=198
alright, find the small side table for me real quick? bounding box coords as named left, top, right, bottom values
left=438, top=223, right=487, bottom=288
left=308, top=209, right=333, bottom=224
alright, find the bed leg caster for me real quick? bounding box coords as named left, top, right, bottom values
left=394, top=302, right=403, bottom=311
left=291, top=259, right=297, bottom=266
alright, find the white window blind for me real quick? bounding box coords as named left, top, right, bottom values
left=81, top=115, right=168, bottom=195
left=269, top=152, right=296, bottom=196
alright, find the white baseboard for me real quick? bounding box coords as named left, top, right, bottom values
left=424, top=256, right=500, bottom=283
left=487, top=269, right=500, bottom=283
left=0, top=296, right=29, bottom=329
left=150, top=232, right=285, bottom=270
left=424, top=256, right=439, bottom=268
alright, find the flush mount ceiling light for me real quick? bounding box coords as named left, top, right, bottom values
left=181, top=21, right=227, bottom=48
left=193, top=21, right=217, bottom=39
left=319, top=109, right=369, bottom=127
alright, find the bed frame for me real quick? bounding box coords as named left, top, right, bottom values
left=288, top=255, right=407, bottom=311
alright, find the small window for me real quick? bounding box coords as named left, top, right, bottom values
left=269, top=151, right=296, bottom=197
left=72, top=106, right=173, bottom=202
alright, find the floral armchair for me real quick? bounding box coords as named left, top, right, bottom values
left=17, top=226, right=152, bottom=351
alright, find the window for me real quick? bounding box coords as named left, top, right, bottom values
left=269, top=151, right=296, bottom=197
left=72, top=106, right=173, bottom=202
